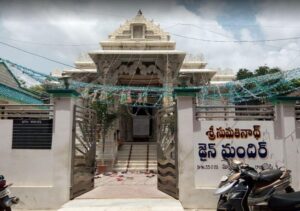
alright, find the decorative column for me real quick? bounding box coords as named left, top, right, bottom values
left=175, top=88, right=216, bottom=209
left=273, top=96, right=300, bottom=189
left=47, top=89, right=80, bottom=205
left=163, top=54, right=173, bottom=107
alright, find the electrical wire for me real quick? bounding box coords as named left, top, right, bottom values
left=0, top=41, right=76, bottom=68
left=171, top=33, right=300, bottom=43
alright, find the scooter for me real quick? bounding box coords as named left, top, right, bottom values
left=215, top=159, right=300, bottom=211
left=0, top=175, right=19, bottom=211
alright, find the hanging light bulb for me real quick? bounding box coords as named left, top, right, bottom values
left=142, top=92, right=148, bottom=104
left=92, top=90, right=98, bottom=102
left=82, top=88, right=90, bottom=99
left=127, top=91, right=132, bottom=103
left=107, top=92, right=114, bottom=104
left=120, top=91, right=127, bottom=104
left=137, top=92, right=143, bottom=103
left=99, top=90, right=107, bottom=101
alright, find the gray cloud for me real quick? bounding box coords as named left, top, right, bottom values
left=0, top=0, right=300, bottom=74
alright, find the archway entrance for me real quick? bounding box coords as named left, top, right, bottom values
left=114, top=106, right=158, bottom=173
left=87, top=53, right=182, bottom=197
left=131, top=107, right=154, bottom=142
left=67, top=103, right=181, bottom=210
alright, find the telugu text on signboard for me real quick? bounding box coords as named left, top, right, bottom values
left=194, top=121, right=281, bottom=188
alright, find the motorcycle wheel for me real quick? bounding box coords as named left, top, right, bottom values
left=0, top=208, right=11, bottom=211
left=217, top=195, right=230, bottom=211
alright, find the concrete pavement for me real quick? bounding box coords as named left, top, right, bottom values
left=16, top=208, right=214, bottom=211
left=59, top=198, right=184, bottom=211
left=14, top=173, right=215, bottom=211
left=58, top=172, right=184, bottom=211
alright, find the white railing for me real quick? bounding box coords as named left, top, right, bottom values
left=0, top=104, right=54, bottom=119
left=196, top=105, right=275, bottom=121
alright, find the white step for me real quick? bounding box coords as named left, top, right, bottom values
left=113, top=144, right=158, bottom=172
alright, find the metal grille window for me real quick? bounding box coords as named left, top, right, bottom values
left=12, top=119, right=53, bottom=149
left=0, top=104, right=54, bottom=150
left=296, top=101, right=300, bottom=122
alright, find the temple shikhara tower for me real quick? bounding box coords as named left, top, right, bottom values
left=63, top=10, right=232, bottom=89
left=58, top=10, right=234, bottom=145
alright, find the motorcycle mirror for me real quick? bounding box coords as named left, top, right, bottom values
left=223, top=158, right=233, bottom=170
left=261, top=163, right=272, bottom=170
left=222, top=159, right=229, bottom=170
left=233, top=159, right=242, bottom=165
left=275, top=160, right=285, bottom=169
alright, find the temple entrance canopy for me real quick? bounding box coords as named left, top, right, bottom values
left=89, top=51, right=185, bottom=87
left=87, top=10, right=186, bottom=90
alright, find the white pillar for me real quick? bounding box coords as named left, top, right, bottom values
left=276, top=102, right=299, bottom=190
left=49, top=90, right=79, bottom=207
left=177, top=95, right=216, bottom=209
left=177, top=95, right=194, bottom=204
left=296, top=117, right=300, bottom=191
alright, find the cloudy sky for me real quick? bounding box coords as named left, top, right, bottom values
left=1, top=0, right=300, bottom=74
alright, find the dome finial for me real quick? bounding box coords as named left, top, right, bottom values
left=137, top=9, right=142, bottom=16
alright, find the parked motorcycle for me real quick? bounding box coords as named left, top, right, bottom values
left=215, top=159, right=300, bottom=211
left=0, top=175, right=19, bottom=211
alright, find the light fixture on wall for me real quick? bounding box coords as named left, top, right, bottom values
left=58, top=73, right=71, bottom=89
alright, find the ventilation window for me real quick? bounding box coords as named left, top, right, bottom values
left=132, top=25, right=144, bottom=39
left=12, top=119, right=53, bottom=149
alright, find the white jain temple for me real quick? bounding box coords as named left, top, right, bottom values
left=54, top=10, right=235, bottom=146
left=55, top=10, right=234, bottom=87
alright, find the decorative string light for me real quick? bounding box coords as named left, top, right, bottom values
left=1, top=57, right=300, bottom=107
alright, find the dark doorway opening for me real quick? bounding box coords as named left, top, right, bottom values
left=132, top=107, right=153, bottom=142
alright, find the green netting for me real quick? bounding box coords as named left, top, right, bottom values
left=2, top=57, right=300, bottom=106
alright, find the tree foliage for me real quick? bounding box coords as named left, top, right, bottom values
left=28, top=84, right=46, bottom=94
left=236, top=66, right=282, bottom=80
left=90, top=96, right=119, bottom=154
left=235, top=66, right=300, bottom=101
left=236, top=68, right=254, bottom=80
left=91, top=101, right=118, bottom=137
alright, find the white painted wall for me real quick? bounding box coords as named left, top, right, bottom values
left=277, top=103, right=300, bottom=189
left=0, top=96, right=77, bottom=209
left=176, top=96, right=300, bottom=209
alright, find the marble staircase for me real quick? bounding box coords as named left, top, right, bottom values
left=113, top=143, right=157, bottom=172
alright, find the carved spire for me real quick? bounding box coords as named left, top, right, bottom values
left=105, top=10, right=172, bottom=42
left=137, top=9, right=143, bottom=16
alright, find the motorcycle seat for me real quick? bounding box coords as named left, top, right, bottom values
left=268, top=191, right=300, bottom=210
left=258, top=169, right=282, bottom=183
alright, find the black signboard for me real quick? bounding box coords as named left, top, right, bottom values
left=12, top=119, right=53, bottom=149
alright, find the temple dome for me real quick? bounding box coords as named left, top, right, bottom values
left=100, top=10, right=175, bottom=50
